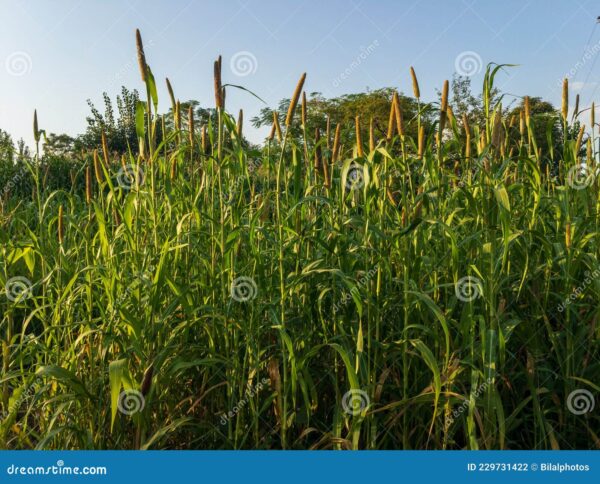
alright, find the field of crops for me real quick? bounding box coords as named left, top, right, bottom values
left=1, top=30, right=599, bottom=450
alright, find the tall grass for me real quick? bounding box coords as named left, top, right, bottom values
left=0, top=34, right=599, bottom=450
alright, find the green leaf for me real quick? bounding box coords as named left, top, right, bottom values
left=494, top=184, right=511, bottom=212
left=109, top=359, right=127, bottom=432
left=35, top=366, right=92, bottom=400
left=136, top=101, right=146, bottom=139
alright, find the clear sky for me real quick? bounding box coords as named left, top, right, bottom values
left=1, top=0, right=600, bottom=147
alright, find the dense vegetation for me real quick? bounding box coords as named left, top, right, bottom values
left=0, top=31, right=599, bottom=450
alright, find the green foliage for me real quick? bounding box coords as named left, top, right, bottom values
left=76, top=87, right=140, bottom=153
left=252, top=88, right=429, bottom=145
left=1, top=56, right=599, bottom=453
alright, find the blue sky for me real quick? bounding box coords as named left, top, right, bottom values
left=1, top=0, right=600, bottom=147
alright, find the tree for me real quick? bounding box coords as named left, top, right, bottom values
left=449, top=74, right=504, bottom=127
left=251, top=88, right=428, bottom=148
left=507, top=97, right=561, bottom=159
left=163, top=100, right=216, bottom=131
left=44, top=133, right=76, bottom=158
left=77, top=86, right=140, bottom=154
left=0, top=129, right=14, bottom=162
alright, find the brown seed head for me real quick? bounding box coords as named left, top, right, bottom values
left=201, top=125, right=208, bottom=154
left=491, top=111, right=503, bottom=148
left=519, top=110, right=525, bottom=136
left=524, top=96, right=531, bottom=125
left=176, top=101, right=182, bottom=131
left=575, top=124, right=585, bottom=155
left=188, top=106, right=195, bottom=148
left=135, top=29, right=147, bottom=82
left=561, top=78, right=568, bottom=121
left=462, top=113, right=470, bottom=138
left=214, top=57, right=223, bottom=109
left=285, top=73, right=306, bottom=126
left=355, top=115, right=364, bottom=157
left=332, top=124, right=341, bottom=163
left=410, top=66, right=420, bottom=98
left=237, top=109, right=243, bottom=139
left=141, top=365, right=154, bottom=397
left=439, top=80, right=449, bottom=138
left=387, top=95, right=396, bottom=141
left=166, top=78, right=176, bottom=111
left=441, top=80, right=449, bottom=113
left=273, top=111, right=283, bottom=142
left=393, top=92, right=405, bottom=137
left=33, top=110, right=39, bottom=142
left=93, top=149, right=103, bottom=184
left=85, top=166, right=92, bottom=205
